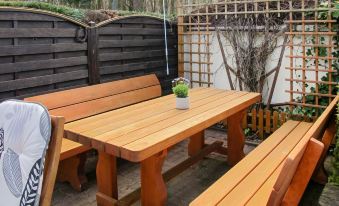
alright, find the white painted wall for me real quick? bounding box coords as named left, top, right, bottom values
left=183, top=31, right=328, bottom=105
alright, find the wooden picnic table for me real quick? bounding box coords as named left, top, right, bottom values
left=63, top=87, right=261, bottom=206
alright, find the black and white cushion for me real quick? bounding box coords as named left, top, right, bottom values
left=0, top=100, right=51, bottom=206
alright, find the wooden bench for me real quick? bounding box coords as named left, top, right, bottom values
left=191, top=96, right=338, bottom=206
left=25, top=74, right=161, bottom=191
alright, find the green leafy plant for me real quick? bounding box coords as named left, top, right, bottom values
left=292, top=1, right=339, bottom=117
left=0, top=1, right=86, bottom=20
left=172, top=83, right=189, bottom=98
left=329, top=97, right=339, bottom=185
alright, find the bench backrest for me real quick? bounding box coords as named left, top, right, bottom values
left=25, top=74, right=161, bottom=123
left=269, top=96, right=338, bottom=205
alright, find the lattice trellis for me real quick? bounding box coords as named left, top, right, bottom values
left=177, top=0, right=338, bottom=112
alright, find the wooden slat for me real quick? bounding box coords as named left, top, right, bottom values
left=0, top=43, right=87, bottom=57
left=0, top=70, right=88, bottom=92
left=99, top=49, right=176, bottom=62
left=258, top=109, right=264, bottom=139
left=65, top=88, right=213, bottom=134
left=297, top=96, right=338, bottom=145
left=0, top=56, right=87, bottom=74
left=25, top=74, right=160, bottom=110
left=190, top=121, right=301, bottom=206
left=99, top=28, right=165, bottom=35
left=60, top=139, right=90, bottom=160
left=49, top=85, right=161, bottom=123
left=0, top=28, right=78, bottom=38
left=217, top=122, right=312, bottom=205
left=100, top=59, right=177, bottom=75
left=98, top=39, right=175, bottom=48
left=103, top=91, right=244, bottom=154
left=265, top=110, right=271, bottom=134
left=119, top=92, right=261, bottom=161
left=69, top=89, right=236, bottom=151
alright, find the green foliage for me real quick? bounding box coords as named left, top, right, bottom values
left=292, top=0, right=339, bottom=117
left=172, top=83, right=189, bottom=98
left=0, top=1, right=177, bottom=23
left=0, top=1, right=85, bottom=20
left=329, top=99, right=339, bottom=185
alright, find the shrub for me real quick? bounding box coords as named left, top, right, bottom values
left=172, top=83, right=189, bottom=98
left=329, top=100, right=339, bottom=185
left=0, top=1, right=85, bottom=20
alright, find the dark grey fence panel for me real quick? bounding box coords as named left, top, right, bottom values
left=97, top=16, right=178, bottom=94
left=0, top=8, right=89, bottom=101
left=0, top=9, right=178, bottom=101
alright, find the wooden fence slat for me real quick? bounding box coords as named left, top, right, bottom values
left=0, top=70, right=88, bottom=92
left=99, top=28, right=166, bottom=35
left=0, top=43, right=87, bottom=57
left=100, top=58, right=177, bottom=75
left=258, top=109, right=264, bottom=139
left=251, top=108, right=257, bottom=131
left=98, top=39, right=176, bottom=48
left=0, top=28, right=79, bottom=38
left=99, top=49, right=177, bottom=62
left=265, top=110, right=271, bottom=134
left=273, top=111, right=279, bottom=132
left=0, top=56, right=87, bottom=74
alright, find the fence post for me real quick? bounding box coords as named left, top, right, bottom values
left=88, top=21, right=100, bottom=85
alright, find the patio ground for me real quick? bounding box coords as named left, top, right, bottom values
left=52, top=129, right=334, bottom=206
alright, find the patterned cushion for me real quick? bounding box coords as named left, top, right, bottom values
left=0, top=100, right=51, bottom=206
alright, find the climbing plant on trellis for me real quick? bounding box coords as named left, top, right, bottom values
left=177, top=0, right=338, bottom=115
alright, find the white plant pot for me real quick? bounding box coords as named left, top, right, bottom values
left=176, top=97, right=190, bottom=110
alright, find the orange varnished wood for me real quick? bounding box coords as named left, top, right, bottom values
left=189, top=121, right=301, bottom=206
left=25, top=74, right=160, bottom=111
left=66, top=87, right=222, bottom=137
left=217, top=122, right=312, bottom=206
left=40, top=116, right=64, bottom=206
left=313, top=120, right=336, bottom=184
left=188, top=131, right=205, bottom=156
left=62, top=87, right=261, bottom=204
left=226, top=109, right=247, bottom=165
left=141, top=150, right=168, bottom=206
left=86, top=90, right=240, bottom=154
left=281, top=138, right=324, bottom=206
left=49, top=85, right=161, bottom=122
left=119, top=92, right=260, bottom=162
left=25, top=74, right=162, bottom=192
left=96, top=151, right=118, bottom=206
left=57, top=154, right=88, bottom=192
left=190, top=96, right=338, bottom=206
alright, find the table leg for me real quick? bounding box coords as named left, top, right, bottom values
left=141, top=150, right=167, bottom=206
left=188, top=130, right=205, bottom=156
left=226, top=109, right=246, bottom=166
left=96, top=151, right=118, bottom=206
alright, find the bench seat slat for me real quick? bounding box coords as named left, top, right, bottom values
left=217, top=122, right=312, bottom=206
left=60, top=139, right=91, bottom=160
left=190, top=120, right=302, bottom=206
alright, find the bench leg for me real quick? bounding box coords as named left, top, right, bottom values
left=96, top=151, right=118, bottom=206
left=57, top=153, right=88, bottom=192
left=188, top=131, right=205, bottom=156
left=141, top=150, right=167, bottom=206
left=226, top=109, right=246, bottom=166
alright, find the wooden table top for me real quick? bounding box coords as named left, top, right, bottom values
left=64, top=88, right=261, bottom=162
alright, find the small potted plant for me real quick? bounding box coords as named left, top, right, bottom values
left=172, top=77, right=190, bottom=110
